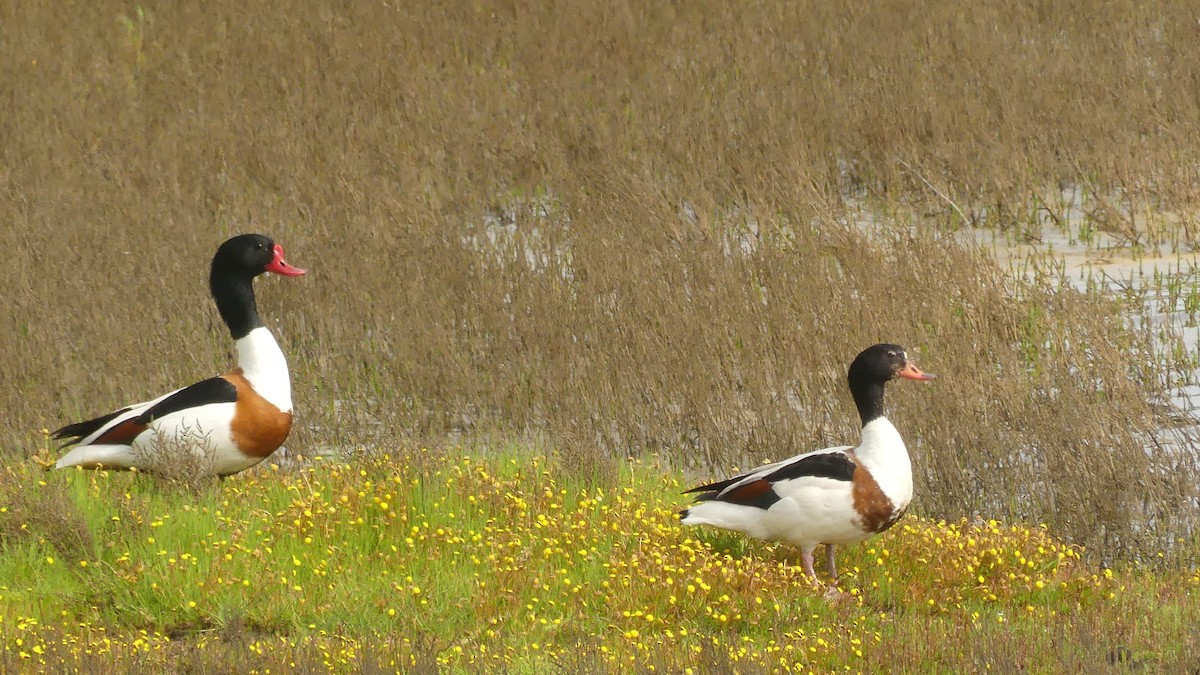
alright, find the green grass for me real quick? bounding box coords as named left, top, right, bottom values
left=1, top=449, right=1197, bottom=672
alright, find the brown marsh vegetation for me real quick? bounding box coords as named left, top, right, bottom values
left=3, top=0, right=1200, bottom=563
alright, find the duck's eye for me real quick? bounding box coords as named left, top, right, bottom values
left=887, top=350, right=897, bottom=358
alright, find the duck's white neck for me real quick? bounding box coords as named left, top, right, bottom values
left=235, top=327, right=293, bottom=412
left=855, top=417, right=914, bottom=505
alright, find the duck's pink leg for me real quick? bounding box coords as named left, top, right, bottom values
left=801, top=547, right=818, bottom=579
left=825, top=544, right=838, bottom=582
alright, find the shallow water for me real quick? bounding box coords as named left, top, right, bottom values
left=969, top=223, right=1200, bottom=447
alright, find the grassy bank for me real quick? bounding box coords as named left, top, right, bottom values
left=1, top=450, right=1196, bottom=672
left=5, top=1, right=1200, bottom=671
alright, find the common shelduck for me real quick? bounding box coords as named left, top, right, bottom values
left=51, top=234, right=306, bottom=477
left=680, top=344, right=935, bottom=581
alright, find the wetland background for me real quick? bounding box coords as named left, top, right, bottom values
left=4, top=0, right=1200, bottom=564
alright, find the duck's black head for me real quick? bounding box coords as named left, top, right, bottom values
left=211, top=234, right=306, bottom=281
left=209, top=234, right=305, bottom=339
left=848, top=344, right=934, bottom=385
left=846, top=343, right=934, bottom=425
